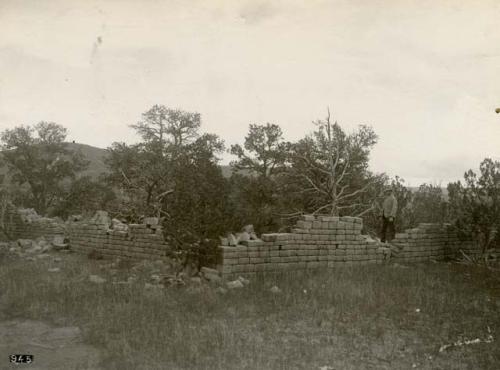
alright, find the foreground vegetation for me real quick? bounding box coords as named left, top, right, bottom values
left=1, top=252, right=499, bottom=369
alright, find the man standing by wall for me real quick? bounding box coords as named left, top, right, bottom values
left=381, top=188, right=398, bottom=243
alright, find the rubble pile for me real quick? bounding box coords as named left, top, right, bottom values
left=0, top=235, right=70, bottom=262
left=18, top=208, right=41, bottom=223
left=221, top=224, right=261, bottom=247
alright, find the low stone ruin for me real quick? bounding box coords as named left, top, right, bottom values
left=217, top=215, right=391, bottom=277
left=0, top=207, right=488, bottom=281
left=216, top=215, right=481, bottom=277
left=1, top=208, right=170, bottom=261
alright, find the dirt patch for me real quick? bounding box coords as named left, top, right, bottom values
left=0, top=319, right=102, bottom=369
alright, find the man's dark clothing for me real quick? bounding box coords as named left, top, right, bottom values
left=380, top=193, right=397, bottom=243
left=381, top=215, right=395, bottom=243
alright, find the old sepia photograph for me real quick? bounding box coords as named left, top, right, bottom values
left=1, top=0, right=499, bottom=369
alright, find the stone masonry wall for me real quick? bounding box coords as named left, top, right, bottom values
left=2, top=209, right=65, bottom=241
left=217, top=215, right=389, bottom=277
left=216, top=215, right=482, bottom=277
left=390, top=223, right=481, bottom=262
left=3, top=208, right=484, bottom=270
left=66, top=221, right=168, bottom=260
left=2, top=208, right=170, bottom=260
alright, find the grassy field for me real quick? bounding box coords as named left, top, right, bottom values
left=0, top=251, right=499, bottom=370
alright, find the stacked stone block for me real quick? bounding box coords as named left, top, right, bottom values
left=2, top=210, right=65, bottom=241
left=390, top=223, right=481, bottom=262
left=217, top=215, right=389, bottom=277
left=1, top=208, right=170, bottom=260
left=67, top=221, right=168, bottom=260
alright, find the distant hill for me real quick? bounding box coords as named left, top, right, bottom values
left=65, top=142, right=109, bottom=178
left=0, top=142, right=237, bottom=180
left=0, top=142, right=109, bottom=180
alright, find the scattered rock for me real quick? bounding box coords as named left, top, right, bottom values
left=200, top=267, right=219, bottom=275
left=227, top=280, right=244, bottom=289
left=242, top=224, right=255, bottom=233
left=143, top=217, right=159, bottom=226
left=237, top=231, right=250, bottom=243
left=270, top=285, right=281, bottom=294
left=181, top=262, right=198, bottom=277
left=36, top=254, right=51, bottom=259
left=68, top=215, right=83, bottom=222
left=163, top=275, right=185, bottom=286
left=27, top=244, right=43, bottom=254
left=18, top=239, right=33, bottom=248
left=18, top=208, right=40, bottom=222
left=205, top=274, right=221, bottom=283
left=111, top=218, right=128, bottom=232
left=216, top=287, right=227, bottom=294
left=112, top=281, right=129, bottom=285
left=201, top=267, right=222, bottom=283
left=227, top=233, right=238, bottom=246
left=144, top=283, right=162, bottom=290
left=48, top=267, right=60, bottom=273
left=40, top=243, right=52, bottom=253
left=150, top=274, right=161, bottom=284
left=89, top=275, right=106, bottom=284
left=190, top=277, right=202, bottom=284
left=238, top=276, right=250, bottom=285
left=52, top=235, right=69, bottom=250
left=90, top=210, right=111, bottom=227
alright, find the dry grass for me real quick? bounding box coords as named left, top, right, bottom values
left=0, top=253, right=499, bottom=370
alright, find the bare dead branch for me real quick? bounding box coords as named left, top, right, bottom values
left=294, top=154, right=331, bottom=176
left=355, top=205, right=374, bottom=217
left=338, top=202, right=372, bottom=209
left=336, top=184, right=350, bottom=199
left=298, top=173, right=329, bottom=196
left=338, top=181, right=374, bottom=201
left=335, top=153, right=350, bottom=186
left=312, top=203, right=333, bottom=215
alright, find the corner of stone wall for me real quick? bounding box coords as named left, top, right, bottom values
left=389, top=223, right=481, bottom=262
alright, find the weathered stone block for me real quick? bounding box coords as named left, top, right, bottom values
left=319, top=216, right=340, bottom=222
left=239, top=240, right=264, bottom=247
left=296, top=221, right=312, bottom=229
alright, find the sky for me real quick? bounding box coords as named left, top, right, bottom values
left=1, top=0, right=500, bottom=186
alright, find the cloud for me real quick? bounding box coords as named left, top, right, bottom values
left=238, top=1, right=277, bottom=24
